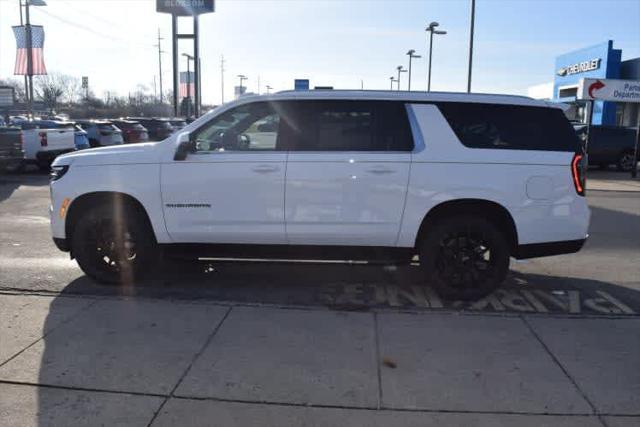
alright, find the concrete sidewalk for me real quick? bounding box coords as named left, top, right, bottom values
left=0, top=293, right=638, bottom=426
left=588, top=171, right=640, bottom=192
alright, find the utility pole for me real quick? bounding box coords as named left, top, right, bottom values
left=154, top=28, right=164, bottom=103
left=467, top=0, right=476, bottom=93
left=220, top=55, right=225, bottom=104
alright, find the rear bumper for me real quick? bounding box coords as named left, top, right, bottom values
left=514, top=238, right=586, bottom=259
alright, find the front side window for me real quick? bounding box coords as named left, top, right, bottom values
left=194, top=102, right=281, bottom=152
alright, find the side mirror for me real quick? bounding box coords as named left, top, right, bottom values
left=174, top=133, right=195, bottom=161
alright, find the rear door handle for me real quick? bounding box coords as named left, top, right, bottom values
left=251, top=165, right=280, bottom=174
left=365, top=166, right=395, bottom=174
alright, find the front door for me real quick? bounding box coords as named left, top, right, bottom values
left=284, top=100, right=413, bottom=246
left=161, top=102, right=287, bottom=244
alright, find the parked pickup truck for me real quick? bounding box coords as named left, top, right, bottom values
left=0, top=127, right=24, bottom=172
left=574, top=124, right=638, bottom=171
left=20, top=121, right=76, bottom=170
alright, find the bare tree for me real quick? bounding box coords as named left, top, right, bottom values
left=34, top=73, right=81, bottom=110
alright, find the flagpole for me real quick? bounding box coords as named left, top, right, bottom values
left=25, top=0, right=34, bottom=118
left=18, top=1, right=29, bottom=113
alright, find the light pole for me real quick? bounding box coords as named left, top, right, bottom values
left=467, top=0, right=476, bottom=93
left=182, top=53, right=194, bottom=117
left=426, top=21, right=447, bottom=92
left=266, top=85, right=272, bottom=94
left=389, top=76, right=398, bottom=90
left=237, top=74, right=247, bottom=97
left=22, top=0, right=47, bottom=118
left=396, top=66, right=407, bottom=91
left=406, top=49, right=421, bottom=91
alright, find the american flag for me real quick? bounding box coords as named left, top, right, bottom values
left=13, top=25, right=47, bottom=75
left=179, top=71, right=195, bottom=99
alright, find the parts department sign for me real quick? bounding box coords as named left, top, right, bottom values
left=157, top=0, right=214, bottom=16
left=578, top=78, right=640, bottom=102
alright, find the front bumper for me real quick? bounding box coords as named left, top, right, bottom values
left=53, top=237, right=70, bottom=252
left=514, top=238, right=587, bottom=259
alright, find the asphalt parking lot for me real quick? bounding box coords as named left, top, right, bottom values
left=1, top=171, right=639, bottom=426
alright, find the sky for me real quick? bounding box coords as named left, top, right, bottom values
left=0, top=0, right=639, bottom=105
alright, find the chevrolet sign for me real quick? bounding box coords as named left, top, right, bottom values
left=557, top=58, right=601, bottom=77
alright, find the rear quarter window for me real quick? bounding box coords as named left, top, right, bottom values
left=437, top=102, right=580, bottom=152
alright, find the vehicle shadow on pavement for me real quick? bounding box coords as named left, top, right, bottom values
left=0, top=172, right=49, bottom=203
left=55, top=259, right=640, bottom=316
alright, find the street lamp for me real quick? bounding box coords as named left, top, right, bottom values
left=237, top=74, right=247, bottom=97
left=396, top=65, right=407, bottom=91
left=266, top=85, right=273, bottom=94
left=406, top=49, right=421, bottom=91
left=467, top=0, right=476, bottom=93
left=182, top=53, right=194, bottom=117
left=426, top=21, right=447, bottom=92
left=389, top=76, right=398, bottom=90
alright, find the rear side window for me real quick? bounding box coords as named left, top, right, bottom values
left=437, top=103, right=580, bottom=152
left=289, top=100, right=413, bottom=152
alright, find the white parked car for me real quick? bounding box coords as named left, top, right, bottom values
left=76, top=120, right=124, bottom=147
left=49, top=91, right=590, bottom=300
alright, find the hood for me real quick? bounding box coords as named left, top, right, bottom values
left=52, top=142, right=162, bottom=167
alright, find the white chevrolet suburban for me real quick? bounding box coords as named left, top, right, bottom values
left=49, top=91, right=590, bottom=300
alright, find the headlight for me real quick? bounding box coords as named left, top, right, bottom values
left=50, top=165, right=69, bottom=181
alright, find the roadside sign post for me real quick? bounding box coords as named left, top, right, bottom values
left=577, top=78, right=640, bottom=178
left=157, top=0, right=214, bottom=118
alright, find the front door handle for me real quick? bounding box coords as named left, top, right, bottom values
left=251, top=165, right=280, bottom=174
left=365, top=166, right=395, bottom=174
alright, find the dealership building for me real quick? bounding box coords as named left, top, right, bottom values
left=527, top=40, right=640, bottom=127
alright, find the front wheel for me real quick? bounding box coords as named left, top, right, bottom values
left=71, top=204, right=158, bottom=284
left=419, top=216, right=510, bottom=301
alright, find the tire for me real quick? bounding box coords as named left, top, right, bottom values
left=616, top=151, right=636, bottom=172
left=419, top=215, right=510, bottom=301
left=37, top=161, right=51, bottom=172
left=71, top=203, right=158, bottom=284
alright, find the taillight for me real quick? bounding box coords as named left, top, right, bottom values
left=39, top=132, right=48, bottom=147
left=571, top=153, right=586, bottom=196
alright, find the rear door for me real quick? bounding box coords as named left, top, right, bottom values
left=285, top=100, right=413, bottom=246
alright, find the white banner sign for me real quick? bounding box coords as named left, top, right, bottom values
left=578, top=78, right=640, bottom=103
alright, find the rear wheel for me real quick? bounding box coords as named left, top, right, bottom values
left=419, top=216, right=510, bottom=301
left=617, top=151, right=636, bottom=172
left=71, top=203, right=158, bottom=284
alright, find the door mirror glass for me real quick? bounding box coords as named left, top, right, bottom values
left=174, top=133, right=195, bottom=161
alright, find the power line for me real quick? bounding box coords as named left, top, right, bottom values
left=32, top=6, right=152, bottom=50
